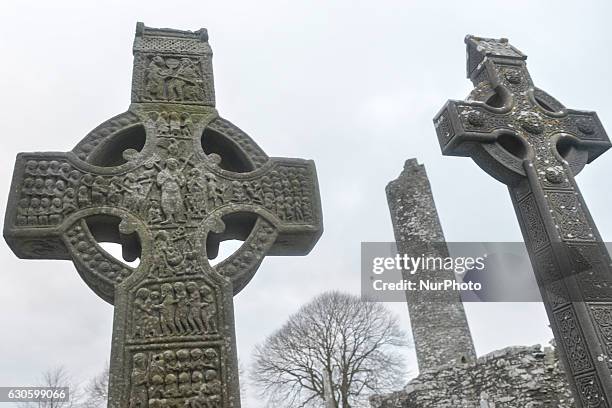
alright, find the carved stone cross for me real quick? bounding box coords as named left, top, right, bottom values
left=4, top=23, right=322, bottom=408
left=434, top=36, right=612, bottom=406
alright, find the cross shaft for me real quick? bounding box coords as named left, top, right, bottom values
left=4, top=23, right=322, bottom=408
left=434, top=35, right=612, bottom=406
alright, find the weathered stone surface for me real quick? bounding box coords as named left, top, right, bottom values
left=376, top=159, right=573, bottom=407
left=371, top=345, right=574, bottom=408
left=3, top=23, right=323, bottom=408
left=434, top=35, right=612, bottom=406
left=386, top=159, right=476, bottom=372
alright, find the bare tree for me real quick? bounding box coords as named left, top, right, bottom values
left=20, top=365, right=110, bottom=408
left=251, top=291, right=409, bottom=408
left=19, top=366, right=83, bottom=408
left=82, top=365, right=108, bottom=408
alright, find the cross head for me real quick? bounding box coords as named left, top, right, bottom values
left=4, top=23, right=322, bottom=408
left=434, top=35, right=612, bottom=407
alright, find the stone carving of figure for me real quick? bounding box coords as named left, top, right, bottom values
left=176, top=58, right=202, bottom=101
left=107, top=176, right=124, bottom=206
left=62, top=188, right=77, bottom=214
left=190, top=349, right=205, bottom=371
left=148, top=373, right=165, bottom=404
left=163, top=350, right=179, bottom=374
left=146, top=56, right=168, bottom=101
left=147, top=291, right=162, bottom=337
left=23, top=177, right=34, bottom=197
left=156, top=283, right=178, bottom=336
left=149, top=353, right=166, bottom=379
left=202, top=348, right=218, bottom=370
left=38, top=198, right=50, bottom=225
left=166, top=138, right=181, bottom=156
left=245, top=181, right=263, bottom=204
left=44, top=179, right=54, bottom=197
left=178, top=372, right=191, bottom=397
left=150, top=232, right=170, bottom=278
left=17, top=198, right=29, bottom=225
left=174, top=282, right=191, bottom=334
left=157, top=158, right=185, bottom=224
left=175, top=349, right=190, bottom=371
left=133, top=288, right=151, bottom=339
left=148, top=200, right=163, bottom=225
left=78, top=174, right=93, bottom=207
left=181, top=113, right=192, bottom=137
left=164, top=373, right=178, bottom=398
left=204, top=173, right=225, bottom=209
left=185, top=168, right=206, bottom=217
left=91, top=176, right=107, bottom=205
left=191, top=371, right=203, bottom=396
left=166, top=59, right=185, bottom=102
left=122, top=173, right=140, bottom=211
left=157, top=112, right=170, bottom=136
left=25, top=160, right=38, bottom=177
left=186, top=282, right=205, bottom=334
left=129, top=353, right=149, bottom=408
left=231, top=181, right=248, bottom=203
left=53, top=180, right=66, bottom=198
left=201, top=370, right=221, bottom=406
left=33, top=178, right=45, bottom=196
left=48, top=161, right=60, bottom=176
left=201, top=286, right=217, bottom=334
left=49, top=198, right=63, bottom=225
left=28, top=197, right=40, bottom=225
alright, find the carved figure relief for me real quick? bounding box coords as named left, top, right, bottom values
left=4, top=23, right=323, bottom=408
left=132, top=280, right=217, bottom=339
left=144, top=55, right=204, bottom=102
left=433, top=35, right=612, bottom=406
left=128, top=347, right=222, bottom=408
left=15, top=157, right=315, bottom=230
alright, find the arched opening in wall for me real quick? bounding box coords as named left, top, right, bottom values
left=206, top=212, right=257, bottom=264
left=201, top=127, right=254, bottom=173
left=88, top=125, right=147, bottom=167
left=498, top=133, right=528, bottom=160
left=85, top=215, right=141, bottom=267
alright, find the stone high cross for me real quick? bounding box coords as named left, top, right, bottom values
left=4, top=23, right=322, bottom=408
left=434, top=35, right=612, bottom=406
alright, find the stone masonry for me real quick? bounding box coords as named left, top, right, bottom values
left=386, top=158, right=476, bottom=372
left=371, top=344, right=573, bottom=408
left=375, top=159, right=573, bottom=407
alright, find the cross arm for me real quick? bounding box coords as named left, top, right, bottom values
left=4, top=152, right=78, bottom=259
left=433, top=100, right=507, bottom=157
left=560, top=109, right=611, bottom=163
left=216, top=157, right=323, bottom=256
left=207, top=157, right=322, bottom=294
left=4, top=151, right=143, bottom=304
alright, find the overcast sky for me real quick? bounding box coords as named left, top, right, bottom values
left=1, top=0, right=612, bottom=406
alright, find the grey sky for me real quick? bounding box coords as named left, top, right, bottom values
left=1, top=0, right=612, bottom=406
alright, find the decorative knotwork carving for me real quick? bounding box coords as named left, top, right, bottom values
left=4, top=22, right=322, bottom=408
left=434, top=35, right=612, bottom=406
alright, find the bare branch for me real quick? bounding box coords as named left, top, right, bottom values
left=251, top=291, right=410, bottom=407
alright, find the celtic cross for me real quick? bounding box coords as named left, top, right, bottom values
left=434, top=36, right=612, bottom=406
left=4, top=23, right=322, bottom=408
